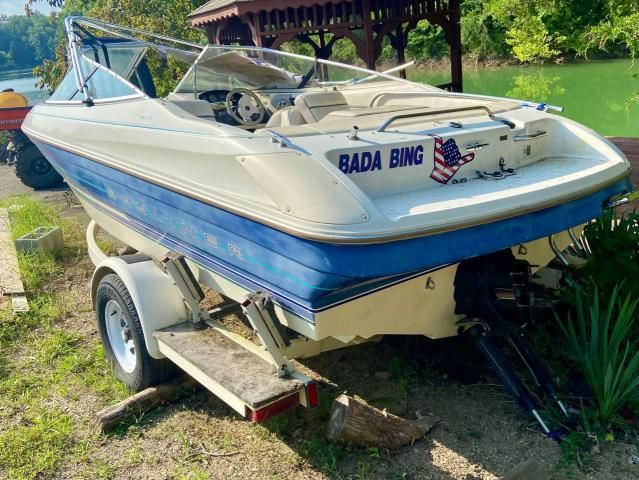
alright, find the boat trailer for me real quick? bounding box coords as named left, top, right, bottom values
left=86, top=220, right=586, bottom=434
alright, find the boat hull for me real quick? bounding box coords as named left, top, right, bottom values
left=33, top=140, right=631, bottom=321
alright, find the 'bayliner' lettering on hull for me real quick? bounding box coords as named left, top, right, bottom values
left=338, top=146, right=424, bottom=174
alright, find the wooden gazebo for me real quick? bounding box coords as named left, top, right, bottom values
left=189, top=0, right=463, bottom=92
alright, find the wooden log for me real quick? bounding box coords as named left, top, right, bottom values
left=93, top=375, right=200, bottom=433
left=326, top=394, right=438, bottom=449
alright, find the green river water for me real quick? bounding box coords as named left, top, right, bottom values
left=2, top=59, right=638, bottom=136
left=409, top=59, right=639, bottom=137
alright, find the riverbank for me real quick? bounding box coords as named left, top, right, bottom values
left=377, top=51, right=635, bottom=73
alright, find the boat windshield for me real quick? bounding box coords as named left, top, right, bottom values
left=173, top=45, right=400, bottom=94
left=51, top=17, right=418, bottom=108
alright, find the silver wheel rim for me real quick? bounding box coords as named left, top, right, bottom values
left=104, top=299, right=137, bottom=373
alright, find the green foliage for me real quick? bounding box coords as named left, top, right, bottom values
left=585, top=12, right=639, bottom=58
left=34, top=41, right=69, bottom=93
left=505, top=16, right=562, bottom=62
left=557, top=286, right=639, bottom=426
left=0, top=13, right=56, bottom=71
left=580, top=209, right=639, bottom=298
left=581, top=1, right=639, bottom=58
left=406, top=21, right=448, bottom=60
left=33, top=0, right=208, bottom=92
left=332, top=38, right=359, bottom=65
left=461, top=0, right=509, bottom=59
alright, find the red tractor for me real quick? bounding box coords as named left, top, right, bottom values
left=0, top=90, right=63, bottom=190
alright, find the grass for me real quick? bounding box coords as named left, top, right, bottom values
left=0, top=410, right=73, bottom=479
left=2, top=194, right=636, bottom=478
left=0, top=196, right=129, bottom=480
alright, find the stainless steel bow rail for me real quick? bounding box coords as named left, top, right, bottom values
left=375, top=105, right=516, bottom=133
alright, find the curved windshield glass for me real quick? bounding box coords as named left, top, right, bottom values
left=55, top=17, right=432, bottom=105
left=49, top=56, right=141, bottom=102
left=173, top=46, right=409, bottom=95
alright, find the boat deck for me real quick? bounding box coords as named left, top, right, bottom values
left=608, top=137, right=639, bottom=213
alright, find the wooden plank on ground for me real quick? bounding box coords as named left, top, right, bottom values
left=0, top=208, right=29, bottom=312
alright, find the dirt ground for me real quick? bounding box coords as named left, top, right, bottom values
left=2, top=164, right=639, bottom=479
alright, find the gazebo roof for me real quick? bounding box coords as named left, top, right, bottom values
left=189, top=0, right=250, bottom=18
left=189, top=0, right=350, bottom=26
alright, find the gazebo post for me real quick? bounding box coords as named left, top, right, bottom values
left=449, top=0, right=463, bottom=92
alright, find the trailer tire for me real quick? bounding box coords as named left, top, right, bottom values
left=96, top=273, right=177, bottom=391
left=14, top=141, right=63, bottom=190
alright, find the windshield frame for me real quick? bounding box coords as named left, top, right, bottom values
left=65, top=16, right=429, bottom=105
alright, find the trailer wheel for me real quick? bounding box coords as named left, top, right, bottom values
left=96, top=273, right=176, bottom=391
left=14, top=141, right=63, bottom=190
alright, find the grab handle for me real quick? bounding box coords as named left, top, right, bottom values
left=375, top=106, right=515, bottom=132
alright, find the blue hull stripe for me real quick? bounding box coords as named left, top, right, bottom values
left=33, top=140, right=632, bottom=313
left=74, top=185, right=453, bottom=320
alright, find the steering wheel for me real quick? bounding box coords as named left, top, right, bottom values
left=225, top=88, right=266, bottom=126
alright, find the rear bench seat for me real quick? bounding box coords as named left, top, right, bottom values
left=267, top=90, right=357, bottom=128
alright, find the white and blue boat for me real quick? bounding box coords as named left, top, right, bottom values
left=23, top=17, right=632, bottom=345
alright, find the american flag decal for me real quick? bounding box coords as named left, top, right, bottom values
left=429, top=134, right=474, bottom=184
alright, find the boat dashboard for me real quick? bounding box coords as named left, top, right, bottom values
left=199, top=88, right=295, bottom=111
left=168, top=87, right=307, bottom=130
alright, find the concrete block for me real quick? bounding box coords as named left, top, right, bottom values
left=15, top=226, right=63, bottom=253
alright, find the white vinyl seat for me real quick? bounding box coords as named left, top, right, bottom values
left=294, top=91, right=353, bottom=123
left=265, top=107, right=307, bottom=127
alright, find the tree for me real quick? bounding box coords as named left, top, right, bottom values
left=32, top=0, right=208, bottom=93
left=583, top=1, right=639, bottom=58
left=0, top=13, right=56, bottom=70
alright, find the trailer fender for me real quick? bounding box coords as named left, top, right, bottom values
left=91, top=256, right=187, bottom=359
